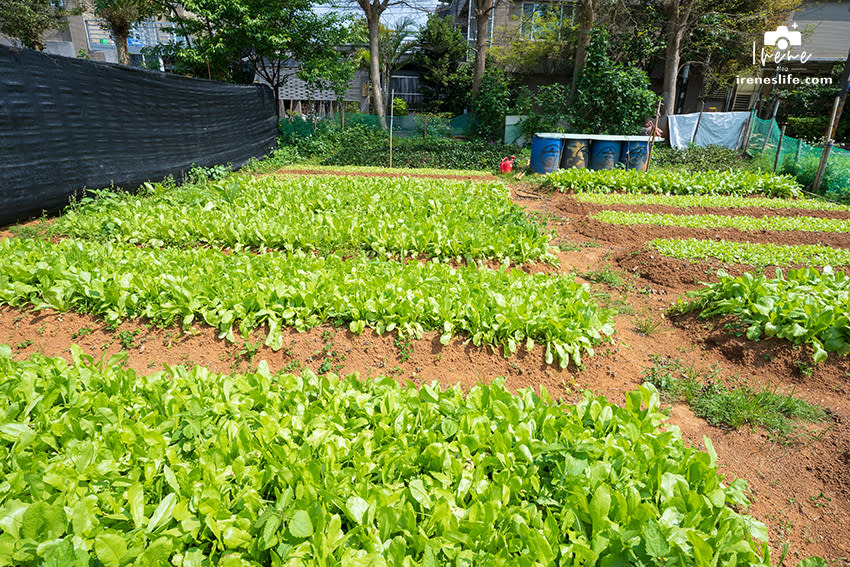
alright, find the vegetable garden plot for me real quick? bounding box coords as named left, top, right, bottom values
left=574, top=192, right=850, bottom=212
left=0, top=346, right=772, bottom=567
left=55, top=174, right=552, bottom=264
left=547, top=168, right=801, bottom=198
left=592, top=211, right=850, bottom=234
left=676, top=267, right=850, bottom=363
left=652, top=238, right=850, bottom=269
left=0, top=238, right=613, bottom=367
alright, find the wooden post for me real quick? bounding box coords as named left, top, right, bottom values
left=691, top=101, right=706, bottom=146
left=741, top=109, right=755, bottom=152
left=389, top=89, right=395, bottom=168
left=206, top=55, right=211, bottom=80
left=645, top=99, right=663, bottom=172
left=813, top=96, right=841, bottom=193
left=773, top=124, right=786, bottom=173
left=341, top=107, right=345, bottom=131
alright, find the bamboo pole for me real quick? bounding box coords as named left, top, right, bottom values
left=389, top=89, right=395, bottom=168
left=645, top=99, right=663, bottom=172
left=773, top=124, right=786, bottom=173
left=813, top=96, right=841, bottom=193
left=741, top=109, right=755, bottom=152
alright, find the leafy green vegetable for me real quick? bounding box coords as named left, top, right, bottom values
left=57, top=174, right=553, bottom=264
left=593, top=210, right=850, bottom=233
left=574, top=192, right=850, bottom=211
left=652, top=238, right=850, bottom=269
left=547, top=168, right=801, bottom=198
left=0, top=346, right=773, bottom=566
left=0, top=237, right=612, bottom=367
left=677, top=267, right=850, bottom=363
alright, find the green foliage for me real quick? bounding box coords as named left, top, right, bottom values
left=56, top=174, right=553, bottom=263
left=651, top=145, right=759, bottom=173
left=0, top=238, right=613, bottom=367
left=0, top=0, right=77, bottom=51
left=391, top=97, right=408, bottom=116
left=515, top=83, right=571, bottom=137
left=0, top=346, right=775, bottom=566
left=652, top=238, right=850, bottom=269
left=785, top=116, right=848, bottom=145
left=643, top=355, right=827, bottom=435
left=470, top=69, right=511, bottom=142
left=592, top=210, right=850, bottom=234
left=678, top=266, right=850, bottom=363
left=574, top=191, right=850, bottom=211
left=547, top=168, right=802, bottom=198
left=416, top=14, right=472, bottom=115
left=569, top=30, right=658, bottom=135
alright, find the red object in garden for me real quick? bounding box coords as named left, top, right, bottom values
left=499, top=155, right=516, bottom=174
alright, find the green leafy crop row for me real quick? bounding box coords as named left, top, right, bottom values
left=592, top=210, right=850, bottom=234
left=676, top=267, right=850, bottom=363
left=271, top=164, right=494, bottom=177
left=652, top=238, right=850, bottom=269
left=574, top=192, right=850, bottom=212
left=56, top=174, right=553, bottom=264
left=547, top=168, right=801, bottom=198
left=0, top=346, right=771, bottom=566
left=0, top=238, right=611, bottom=367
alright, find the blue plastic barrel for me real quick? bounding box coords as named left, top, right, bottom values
left=619, top=141, right=649, bottom=170
left=530, top=135, right=563, bottom=174
left=560, top=139, right=589, bottom=169
left=589, top=140, right=621, bottom=170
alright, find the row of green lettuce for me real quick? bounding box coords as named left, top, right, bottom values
left=0, top=237, right=613, bottom=368
left=55, top=174, right=553, bottom=264
left=546, top=169, right=802, bottom=198
left=591, top=210, right=850, bottom=234
left=651, top=238, right=850, bottom=269
left=574, top=192, right=850, bottom=212
left=0, top=346, right=775, bottom=567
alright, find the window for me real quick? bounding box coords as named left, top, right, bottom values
left=521, top=1, right=573, bottom=39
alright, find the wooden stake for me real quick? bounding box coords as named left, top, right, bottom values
left=691, top=101, right=706, bottom=145
left=813, top=96, right=841, bottom=193
left=389, top=89, right=395, bottom=169
left=645, top=99, right=663, bottom=172
left=741, top=109, right=755, bottom=152
left=773, top=124, right=786, bottom=173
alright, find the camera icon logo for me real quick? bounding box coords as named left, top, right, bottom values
left=764, top=25, right=802, bottom=51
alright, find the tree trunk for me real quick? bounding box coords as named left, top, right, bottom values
left=570, top=0, right=594, bottom=96
left=368, top=15, right=387, bottom=129
left=114, top=26, right=131, bottom=65
left=661, top=0, right=692, bottom=116
left=471, top=0, right=492, bottom=94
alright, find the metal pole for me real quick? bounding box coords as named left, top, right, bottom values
left=794, top=137, right=803, bottom=167
left=646, top=99, right=663, bottom=172
left=206, top=55, right=211, bottom=80
left=813, top=96, right=841, bottom=193
left=423, top=115, right=427, bottom=139
left=760, top=115, right=776, bottom=155
left=773, top=124, right=786, bottom=173
left=389, top=89, right=395, bottom=168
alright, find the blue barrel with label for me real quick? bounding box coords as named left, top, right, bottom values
left=530, top=135, right=563, bottom=174
left=589, top=140, right=621, bottom=170
left=560, top=139, right=589, bottom=169
left=619, top=140, right=650, bottom=170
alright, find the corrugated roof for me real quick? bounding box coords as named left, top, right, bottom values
left=796, top=20, right=850, bottom=60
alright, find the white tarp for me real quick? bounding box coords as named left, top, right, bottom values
left=667, top=111, right=751, bottom=150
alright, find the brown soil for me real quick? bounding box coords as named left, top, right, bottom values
left=2, top=175, right=850, bottom=564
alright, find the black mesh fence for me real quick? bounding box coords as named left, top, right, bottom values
left=0, top=45, right=278, bottom=226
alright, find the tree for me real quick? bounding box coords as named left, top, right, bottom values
left=571, top=0, right=595, bottom=94
left=379, top=17, right=417, bottom=114
left=354, top=0, right=398, bottom=128
left=415, top=14, right=471, bottom=114
left=0, top=0, right=78, bottom=51
left=165, top=0, right=356, bottom=117
left=570, top=30, right=658, bottom=134
left=471, top=0, right=496, bottom=93
left=660, top=0, right=696, bottom=116
left=93, top=0, right=159, bottom=65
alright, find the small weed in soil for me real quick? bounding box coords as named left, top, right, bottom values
left=584, top=264, right=631, bottom=291
left=239, top=339, right=262, bottom=362
left=557, top=239, right=601, bottom=252
left=72, top=326, right=94, bottom=340
left=118, top=329, right=140, bottom=350
left=394, top=336, right=414, bottom=363
left=643, top=355, right=828, bottom=438
left=634, top=309, right=663, bottom=336
left=15, top=340, right=33, bottom=350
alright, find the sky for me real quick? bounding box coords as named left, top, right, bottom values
left=315, top=0, right=443, bottom=28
